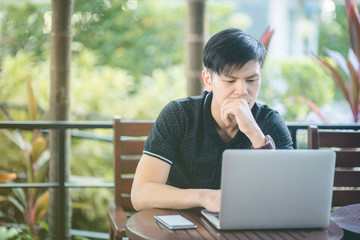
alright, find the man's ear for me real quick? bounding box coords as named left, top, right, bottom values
left=202, top=71, right=212, bottom=92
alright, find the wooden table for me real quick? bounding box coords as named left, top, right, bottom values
left=331, top=203, right=360, bottom=239
left=126, top=208, right=344, bottom=240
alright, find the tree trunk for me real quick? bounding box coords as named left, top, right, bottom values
left=48, top=0, right=73, bottom=239
left=186, top=0, right=207, bottom=96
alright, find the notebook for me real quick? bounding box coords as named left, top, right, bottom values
left=201, top=149, right=336, bottom=230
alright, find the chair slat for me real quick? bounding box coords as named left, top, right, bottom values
left=335, top=151, right=360, bottom=167
left=120, top=122, right=153, bottom=136
left=318, top=131, right=360, bottom=148
left=121, top=158, right=140, bottom=173
left=334, top=170, right=360, bottom=187
left=121, top=141, right=146, bottom=155
left=121, top=178, right=134, bottom=193
left=332, top=190, right=360, bottom=207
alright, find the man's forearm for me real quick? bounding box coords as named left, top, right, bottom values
left=131, top=183, right=220, bottom=212
left=131, top=182, right=202, bottom=211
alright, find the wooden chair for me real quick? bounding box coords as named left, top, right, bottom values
left=307, top=125, right=360, bottom=207
left=107, top=116, right=154, bottom=239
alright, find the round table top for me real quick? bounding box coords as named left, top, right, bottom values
left=331, top=203, right=360, bottom=235
left=126, top=208, right=344, bottom=240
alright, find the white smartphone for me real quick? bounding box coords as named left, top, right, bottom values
left=154, top=214, right=197, bottom=229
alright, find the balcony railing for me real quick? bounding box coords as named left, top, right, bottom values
left=0, top=121, right=359, bottom=239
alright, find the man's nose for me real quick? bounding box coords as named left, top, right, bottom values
left=234, top=81, right=248, bottom=96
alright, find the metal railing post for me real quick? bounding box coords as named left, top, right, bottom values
left=58, top=127, right=66, bottom=240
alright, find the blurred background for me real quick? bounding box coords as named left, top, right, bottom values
left=0, top=0, right=357, bottom=239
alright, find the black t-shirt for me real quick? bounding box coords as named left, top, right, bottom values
left=143, top=91, right=293, bottom=189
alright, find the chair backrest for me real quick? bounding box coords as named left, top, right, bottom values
left=307, top=125, right=360, bottom=207
left=113, top=116, right=154, bottom=211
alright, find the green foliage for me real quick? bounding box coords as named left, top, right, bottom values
left=1, top=48, right=187, bottom=120
left=0, top=226, right=21, bottom=240
left=72, top=0, right=186, bottom=80
left=318, top=4, right=349, bottom=58
left=0, top=133, right=24, bottom=172
left=71, top=188, right=112, bottom=232
left=260, top=57, right=335, bottom=121
left=71, top=138, right=112, bottom=180
left=0, top=51, right=50, bottom=116
left=0, top=81, right=50, bottom=239
left=314, top=0, right=360, bottom=122
left=0, top=2, right=50, bottom=61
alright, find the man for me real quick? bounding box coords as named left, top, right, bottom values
left=131, top=28, right=293, bottom=213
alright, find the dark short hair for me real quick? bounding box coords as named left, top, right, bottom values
left=203, top=28, right=266, bottom=76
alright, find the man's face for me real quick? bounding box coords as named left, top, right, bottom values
left=203, top=60, right=262, bottom=111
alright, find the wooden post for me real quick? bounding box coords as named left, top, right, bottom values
left=49, top=0, right=73, bottom=239
left=186, top=0, right=207, bottom=96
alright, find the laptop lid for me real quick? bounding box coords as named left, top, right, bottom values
left=218, top=149, right=335, bottom=230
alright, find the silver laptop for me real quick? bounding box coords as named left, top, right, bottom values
left=201, top=149, right=336, bottom=230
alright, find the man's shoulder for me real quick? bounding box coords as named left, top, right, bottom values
left=171, top=94, right=205, bottom=111
left=159, top=93, right=205, bottom=123
left=175, top=95, right=204, bottom=104
left=253, top=102, right=277, bottom=113
left=253, top=102, right=282, bottom=122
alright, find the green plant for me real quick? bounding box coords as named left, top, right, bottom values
left=312, top=0, right=360, bottom=122
left=0, top=78, right=49, bottom=238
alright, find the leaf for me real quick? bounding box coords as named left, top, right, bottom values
left=259, top=26, right=274, bottom=51
left=0, top=104, right=13, bottom=121
left=26, top=76, right=38, bottom=121
left=0, top=210, right=17, bottom=224
left=314, top=55, right=352, bottom=106
left=30, top=137, right=47, bottom=166
left=0, top=226, right=20, bottom=239
left=0, top=210, right=7, bottom=218
left=7, top=196, right=25, bottom=214
left=33, top=190, right=49, bottom=221
left=36, top=220, right=49, bottom=231
left=19, top=232, right=33, bottom=240
left=347, top=57, right=360, bottom=112
left=347, top=2, right=360, bottom=59
left=348, top=48, right=359, bottom=72
left=294, top=96, right=328, bottom=123
left=12, top=188, right=28, bottom=209
left=0, top=129, right=26, bottom=151
left=34, top=150, right=50, bottom=183
left=0, top=173, right=17, bottom=183
left=325, top=49, right=349, bottom=76
left=345, top=0, right=358, bottom=15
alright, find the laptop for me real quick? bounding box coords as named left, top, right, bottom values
left=201, top=149, right=336, bottom=230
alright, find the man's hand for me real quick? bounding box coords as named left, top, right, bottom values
left=220, top=97, right=266, bottom=148
left=220, top=97, right=255, bottom=134
left=200, top=189, right=221, bottom=213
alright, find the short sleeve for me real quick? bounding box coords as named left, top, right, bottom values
left=266, top=112, right=293, bottom=149
left=143, top=101, right=186, bottom=164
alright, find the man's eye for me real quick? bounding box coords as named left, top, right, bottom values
left=247, top=79, right=258, bottom=82
left=224, top=79, right=235, bottom=83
